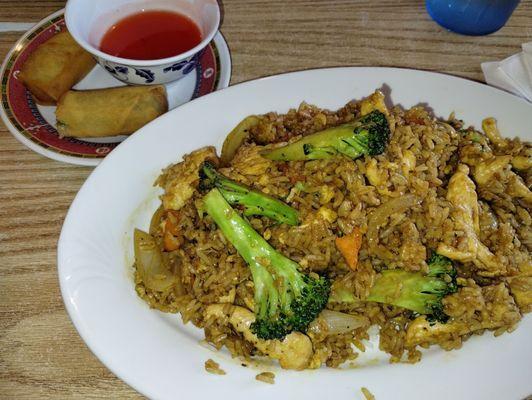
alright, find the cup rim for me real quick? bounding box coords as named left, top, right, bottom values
left=65, top=0, right=220, bottom=67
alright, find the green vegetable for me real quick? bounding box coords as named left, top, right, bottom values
left=328, top=285, right=359, bottom=305
left=261, top=110, right=390, bottom=161
left=294, top=181, right=307, bottom=192
left=470, top=133, right=482, bottom=143
left=366, top=253, right=458, bottom=323
left=199, top=161, right=299, bottom=226
left=203, top=188, right=330, bottom=339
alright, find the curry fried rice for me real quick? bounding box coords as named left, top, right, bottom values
left=133, top=91, right=531, bottom=370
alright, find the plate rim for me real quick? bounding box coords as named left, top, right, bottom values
left=58, top=66, right=532, bottom=400
left=0, top=9, right=232, bottom=167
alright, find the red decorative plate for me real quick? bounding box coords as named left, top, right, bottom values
left=0, top=9, right=231, bottom=165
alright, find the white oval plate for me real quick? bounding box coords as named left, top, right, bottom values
left=58, top=67, right=532, bottom=400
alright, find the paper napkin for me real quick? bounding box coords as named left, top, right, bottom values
left=481, top=42, right=532, bottom=102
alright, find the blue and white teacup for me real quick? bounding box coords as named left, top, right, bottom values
left=65, top=0, right=220, bottom=85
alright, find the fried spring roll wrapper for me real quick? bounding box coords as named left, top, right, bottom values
left=56, top=86, right=169, bottom=138
left=19, top=31, right=96, bottom=105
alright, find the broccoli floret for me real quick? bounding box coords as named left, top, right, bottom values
left=199, top=161, right=299, bottom=226
left=366, top=253, right=457, bottom=323
left=203, top=188, right=330, bottom=339
left=261, top=110, right=390, bottom=161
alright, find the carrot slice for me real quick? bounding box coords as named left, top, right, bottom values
left=162, top=211, right=182, bottom=251
left=163, top=229, right=182, bottom=251
left=335, top=228, right=362, bottom=270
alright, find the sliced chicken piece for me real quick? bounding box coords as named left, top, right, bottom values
left=507, top=173, right=532, bottom=203
left=508, top=276, right=532, bottom=313
left=437, top=165, right=504, bottom=276
left=437, top=165, right=479, bottom=261
left=359, top=90, right=388, bottom=116
left=475, top=244, right=501, bottom=274
left=218, top=287, right=236, bottom=304
left=160, top=146, right=218, bottom=211
left=507, top=261, right=532, bottom=313
left=482, top=117, right=507, bottom=149
left=405, top=283, right=521, bottom=348
left=227, top=144, right=273, bottom=176
left=436, top=243, right=477, bottom=263
left=511, top=155, right=532, bottom=171
left=478, top=201, right=498, bottom=231
left=447, top=164, right=480, bottom=234
left=205, top=304, right=314, bottom=370
left=472, top=155, right=532, bottom=203
left=473, top=155, right=512, bottom=186
left=406, top=317, right=471, bottom=348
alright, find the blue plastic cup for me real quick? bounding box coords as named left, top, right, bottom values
left=426, top=0, right=520, bottom=36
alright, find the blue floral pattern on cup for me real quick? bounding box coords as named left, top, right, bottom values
left=98, top=52, right=199, bottom=85
left=104, top=64, right=129, bottom=81
left=133, top=68, right=155, bottom=83
left=162, top=55, right=198, bottom=75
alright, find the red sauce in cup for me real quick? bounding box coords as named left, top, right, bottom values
left=99, top=10, right=202, bottom=60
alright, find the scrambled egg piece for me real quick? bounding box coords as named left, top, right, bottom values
left=205, top=305, right=314, bottom=370
left=365, top=158, right=386, bottom=187
left=365, top=159, right=396, bottom=196
left=318, top=185, right=335, bottom=204
left=405, top=283, right=521, bottom=348
left=160, top=147, right=217, bottom=211
left=401, top=149, right=416, bottom=176
left=317, top=206, right=337, bottom=223
left=437, top=165, right=504, bottom=276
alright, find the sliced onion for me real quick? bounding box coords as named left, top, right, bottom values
left=367, top=194, right=420, bottom=260
left=220, top=115, right=260, bottom=165
left=311, top=310, right=368, bottom=335
left=149, top=205, right=165, bottom=235
left=162, top=251, right=185, bottom=296
left=134, top=229, right=175, bottom=292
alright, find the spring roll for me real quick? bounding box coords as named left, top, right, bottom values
left=19, top=31, right=96, bottom=105
left=56, top=85, right=168, bottom=137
